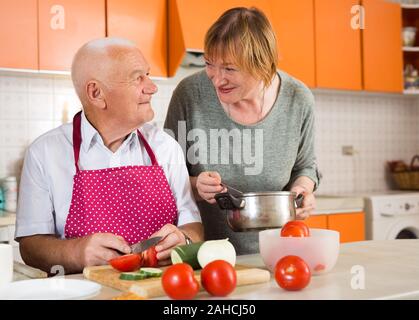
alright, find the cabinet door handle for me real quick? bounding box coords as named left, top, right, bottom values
left=380, top=212, right=394, bottom=217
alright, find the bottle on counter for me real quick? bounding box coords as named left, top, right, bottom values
left=2, top=177, right=17, bottom=213
left=0, top=186, right=5, bottom=214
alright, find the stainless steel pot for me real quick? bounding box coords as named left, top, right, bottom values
left=214, top=185, right=303, bottom=232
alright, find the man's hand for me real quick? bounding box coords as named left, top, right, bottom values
left=150, top=224, right=187, bottom=266
left=19, top=233, right=131, bottom=274
left=73, top=233, right=131, bottom=268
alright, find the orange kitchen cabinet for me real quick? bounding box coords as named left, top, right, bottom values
left=0, top=0, right=38, bottom=70
left=38, top=0, right=105, bottom=71
left=270, top=0, right=316, bottom=88
left=169, top=0, right=272, bottom=76
left=315, top=0, right=362, bottom=90
left=362, top=0, right=403, bottom=93
left=107, top=0, right=168, bottom=78
left=305, top=214, right=328, bottom=229
left=328, top=212, right=365, bottom=243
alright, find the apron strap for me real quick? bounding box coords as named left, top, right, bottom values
left=72, top=111, right=159, bottom=171
left=136, top=130, right=159, bottom=166
left=72, top=111, right=82, bottom=172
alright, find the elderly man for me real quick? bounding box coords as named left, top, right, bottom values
left=15, top=38, right=203, bottom=274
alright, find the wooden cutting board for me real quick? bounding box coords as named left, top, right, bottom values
left=83, top=264, right=270, bottom=299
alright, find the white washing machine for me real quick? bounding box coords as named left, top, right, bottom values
left=364, top=192, right=419, bottom=240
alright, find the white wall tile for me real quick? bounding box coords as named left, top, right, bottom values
left=0, top=147, right=26, bottom=179
left=0, top=152, right=6, bottom=178
left=53, top=76, right=76, bottom=95
left=27, top=92, right=54, bottom=120
left=0, top=120, right=28, bottom=147
left=0, top=92, right=28, bottom=120
left=0, top=76, right=28, bottom=92
left=27, top=76, right=53, bottom=93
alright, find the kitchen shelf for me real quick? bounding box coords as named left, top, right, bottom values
left=403, top=46, right=419, bottom=51
left=402, top=4, right=419, bottom=9
left=403, top=89, right=419, bottom=94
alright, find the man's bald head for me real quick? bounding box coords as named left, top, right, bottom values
left=71, top=37, right=137, bottom=106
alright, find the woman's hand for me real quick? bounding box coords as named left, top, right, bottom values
left=196, top=171, right=225, bottom=204
left=290, top=185, right=316, bottom=220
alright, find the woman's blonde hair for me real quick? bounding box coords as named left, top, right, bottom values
left=204, top=7, right=278, bottom=87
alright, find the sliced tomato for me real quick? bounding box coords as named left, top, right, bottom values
left=109, top=253, right=142, bottom=272
left=280, top=221, right=310, bottom=237
left=142, top=246, right=158, bottom=267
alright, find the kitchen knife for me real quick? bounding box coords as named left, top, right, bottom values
left=130, top=236, right=163, bottom=254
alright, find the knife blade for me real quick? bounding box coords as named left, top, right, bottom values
left=130, top=236, right=163, bottom=254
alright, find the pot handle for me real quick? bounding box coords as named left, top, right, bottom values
left=215, top=192, right=246, bottom=210
left=295, top=194, right=304, bottom=208
left=215, top=184, right=245, bottom=210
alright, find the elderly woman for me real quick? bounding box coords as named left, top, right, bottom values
left=164, top=7, right=321, bottom=254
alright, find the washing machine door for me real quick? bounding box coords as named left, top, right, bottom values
left=387, top=218, right=419, bottom=240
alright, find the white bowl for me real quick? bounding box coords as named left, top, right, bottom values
left=259, top=228, right=340, bottom=275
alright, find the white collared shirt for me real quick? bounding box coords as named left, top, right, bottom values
left=15, top=112, right=201, bottom=240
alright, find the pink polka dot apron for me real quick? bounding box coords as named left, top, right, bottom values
left=64, top=111, right=178, bottom=245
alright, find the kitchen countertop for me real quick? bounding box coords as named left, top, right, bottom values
left=0, top=211, right=16, bottom=227
left=59, top=240, right=419, bottom=300
left=313, top=195, right=364, bottom=215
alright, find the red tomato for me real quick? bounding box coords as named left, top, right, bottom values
left=162, top=263, right=199, bottom=300
left=109, top=254, right=142, bottom=272
left=314, top=264, right=326, bottom=272
left=275, top=255, right=311, bottom=291
left=280, top=221, right=310, bottom=237
left=142, top=246, right=158, bottom=267
left=201, top=260, right=237, bottom=297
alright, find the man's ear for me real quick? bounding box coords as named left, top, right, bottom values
left=86, top=81, right=106, bottom=110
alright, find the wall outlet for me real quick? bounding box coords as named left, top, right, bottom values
left=342, top=145, right=356, bottom=156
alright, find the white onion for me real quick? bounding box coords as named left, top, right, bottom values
left=197, top=239, right=236, bottom=268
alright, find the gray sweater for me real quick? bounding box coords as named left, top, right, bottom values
left=164, top=70, right=321, bottom=255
